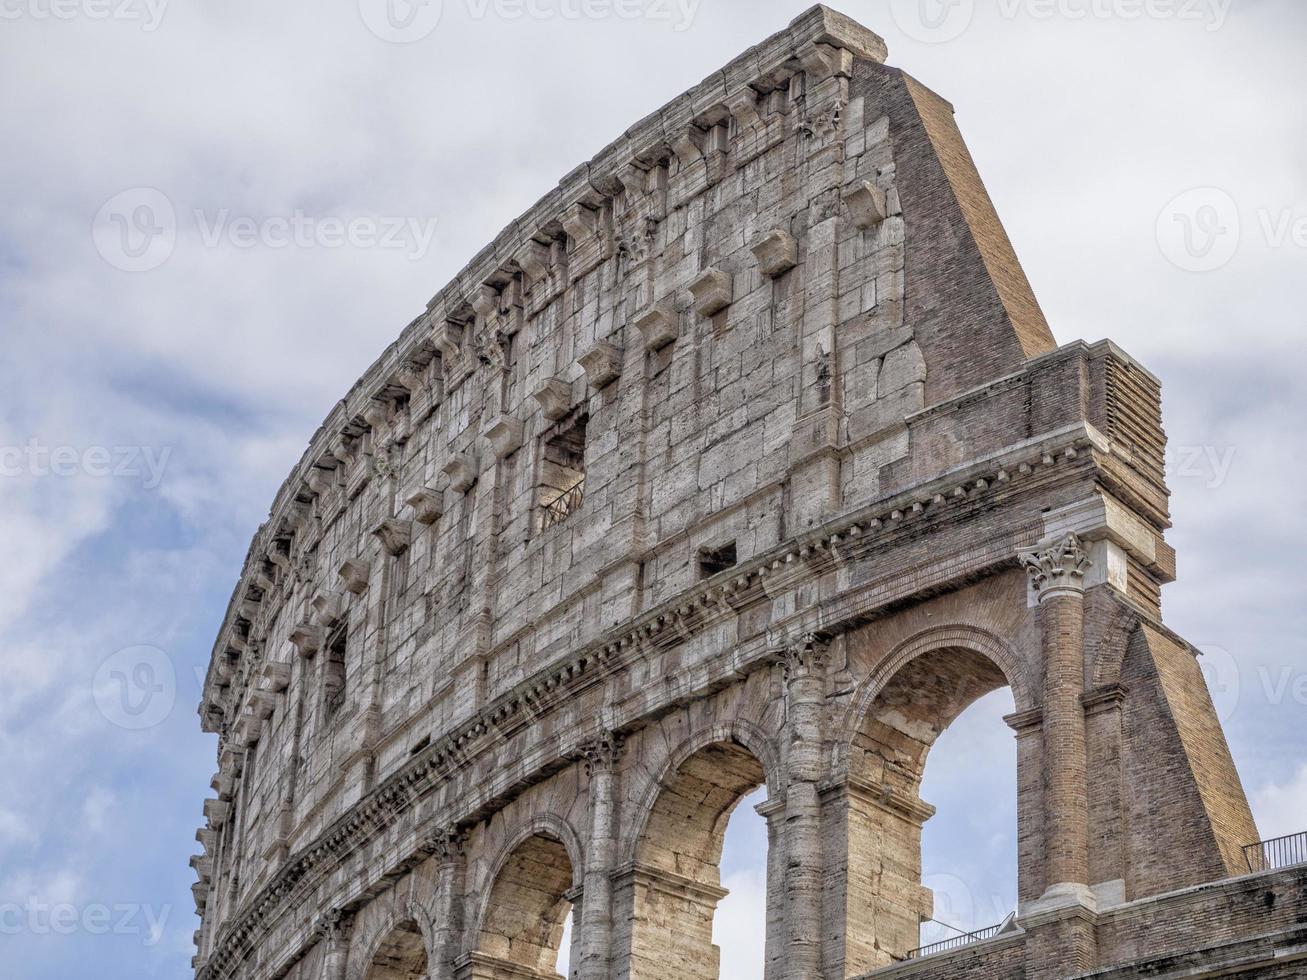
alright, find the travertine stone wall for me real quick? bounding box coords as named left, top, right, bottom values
left=191, top=8, right=1298, bottom=980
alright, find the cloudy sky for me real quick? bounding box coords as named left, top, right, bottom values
left=1, top=1, right=1304, bottom=977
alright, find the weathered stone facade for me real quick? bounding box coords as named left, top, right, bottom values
left=192, top=8, right=1307, bottom=980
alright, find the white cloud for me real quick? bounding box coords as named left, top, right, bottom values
left=1253, top=765, right=1307, bottom=842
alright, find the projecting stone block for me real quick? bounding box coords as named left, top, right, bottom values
left=406, top=487, right=444, bottom=525
left=634, top=303, right=679, bottom=351
left=443, top=452, right=479, bottom=493
left=533, top=377, right=573, bottom=421
left=689, top=268, right=733, bottom=316
left=578, top=341, right=624, bottom=389
left=750, top=229, right=798, bottom=278
left=338, top=557, right=371, bottom=595
left=372, top=517, right=413, bottom=557
left=844, top=180, right=888, bottom=230
left=485, top=416, right=525, bottom=460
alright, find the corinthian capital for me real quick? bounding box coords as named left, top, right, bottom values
left=1020, top=533, right=1093, bottom=599
left=780, top=632, right=832, bottom=681
left=420, top=826, right=467, bottom=866
left=580, top=730, right=625, bottom=776
left=312, top=907, right=354, bottom=945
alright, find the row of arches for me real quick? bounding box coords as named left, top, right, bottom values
left=346, top=629, right=1026, bottom=980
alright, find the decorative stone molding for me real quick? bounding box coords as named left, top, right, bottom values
left=726, top=87, right=762, bottom=129
left=843, top=180, right=888, bottom=230
left=406, top=487, right=444, bottom=525
left=750, top=229, right=798, bottom=278
left=484, top=416, right=525, bottom=460
left=419, top=826, right=467, bottom=866
left=362, top=401, right=388, bottom=432
left=672, top=125, right=707, bottom=167
left=578, top=341, right=624, bottom=390
left=634, top=303, right=679, bottom=351
left=471, top=284, right=498, bottom=319
left=563, top=202, right=600, bottom=245
left=372, top=517, right=412, bottom=557
left=312, top=907, right=355, bottom=944
left=1020, top=532, right=1093, bottom=600
left=689, top=267, right=733, bottom=316
left=579, top=730, right=626, bottom=776
left=533, top=377, right=573, bottom=421
left=797, top=40, right=855, bottom=82
left=338, top=558, right=371, bottom=596
left=442, top=452, right=479, bottom=493
left=203, top=799, right=231, bottom=829
left=431, top=319, right=464, bottom=361
left=779, top=632, right=832, bottom=681
left=515, top=239, right=551, bottom=282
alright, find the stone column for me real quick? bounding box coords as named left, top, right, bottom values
left=424, top=827, right=468, bottom=980
left=314, top=908, right=354, bottom=980
left=1019, top=533, right=1093, bottom=904
left=578, top=731, right=624, bottom=980
left=780, top=633, right=830, bottom=980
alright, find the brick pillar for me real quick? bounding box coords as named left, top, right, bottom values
left=424, top=828, right=468, bottom=980
left=1021, top=534, right=1094, bottom=899
left=313, top=908, right=353, bottom=980
left=578, top=731, right=624, bottom=980
left=780, top=634, right=830, bottom=980
left=1020, top=534, right=1098, bottom=977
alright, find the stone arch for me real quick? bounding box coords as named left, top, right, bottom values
left=348, top=912, right=429, bottom=980
left=620, top=718, right=782, bottom=868
left=835, top=623, right=1027, bottom=971
left=620, top=723, right=778, bottom=980
left=468, top=814, right=584, bottom=979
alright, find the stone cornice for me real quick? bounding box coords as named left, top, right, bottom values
left=196, top=427, right=1098, bottom=980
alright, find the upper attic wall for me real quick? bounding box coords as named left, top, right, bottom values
left=854, top=64, right=1056, bottom=403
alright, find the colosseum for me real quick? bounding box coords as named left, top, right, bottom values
left=191, top=7, right=1307, bottom=980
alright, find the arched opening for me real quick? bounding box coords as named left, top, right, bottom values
left=627, top=741, right=769, bottom=980
left=846, top=645, right=1017, bottom=968
left=473, top=832, right=576, bottom=979
left=918, top=687, right=1017, bottom=953
left=363, top=919, right=427, bottom=980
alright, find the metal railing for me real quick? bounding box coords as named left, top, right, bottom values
left=1244, top=831, right=1307, bottom=873
left=907, top=919, right=1007, bottom=960
left=539, top=478, right=585, bottom=531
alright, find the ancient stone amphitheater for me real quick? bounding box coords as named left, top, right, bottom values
left=191, top=7, right=1307, bottom=980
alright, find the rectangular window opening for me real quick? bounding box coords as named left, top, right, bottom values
left=538, top=413, right=588, bottom=532
left=322, top=623, right=347, bottom=719
left=699, top=541, right=738, bottom=579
